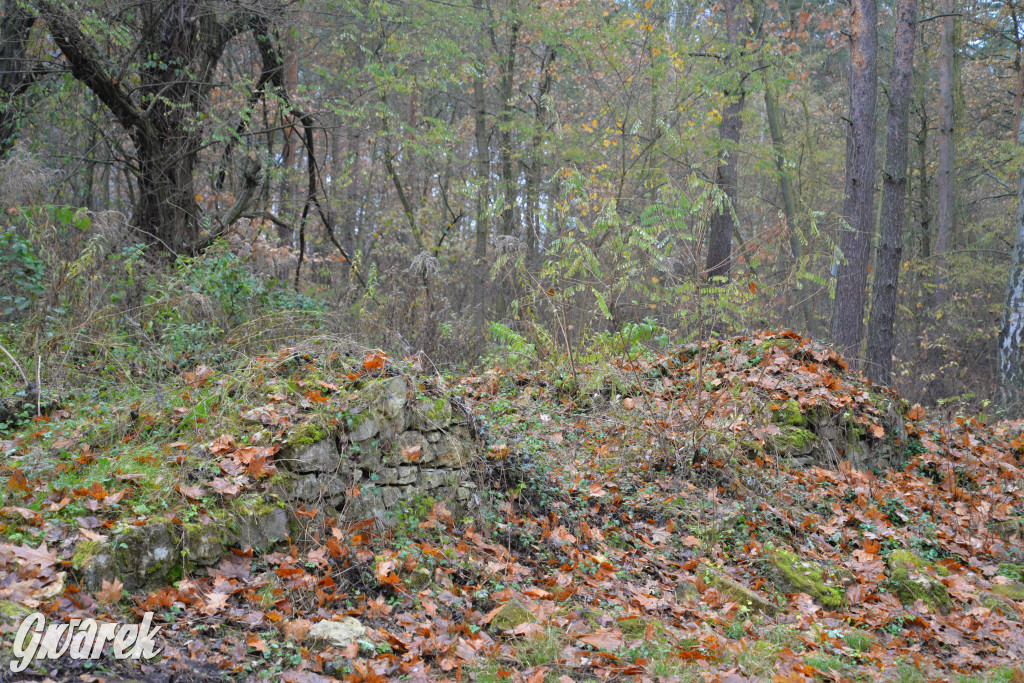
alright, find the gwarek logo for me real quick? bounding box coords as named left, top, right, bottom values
left=9, top=612, right=163, bottom=672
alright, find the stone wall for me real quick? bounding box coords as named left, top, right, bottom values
left=275, top=374, right=480, bottom=524
left=74, top=373, right=481, bottom=591
left=764, top=396, right=908, bottom=471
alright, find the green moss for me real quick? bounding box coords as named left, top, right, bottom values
left=773, top=400, right=807, bottom=427
left=287, top=422, right=327, bottom=447
left=0, top=600, right=33, bottom=622
left=891, top=550, right=950, bottom=576
left=886, top=551, right=953, bottom=614
left=763, top=550, right=846, bottom=610
left=490, top=600, right=537, bottom=632
left=982, top=593, right=1020, bottom=620
left=618, top=617, right=647, bottom=638
left=427, top=397, right=450, bottom=420
left=231, top=492, right=284, bottom=517
left=72, top=540, right=103, bottom=570
left=774, top=426, right=816, bottom=454
left=992, top=583, right=1024, bottom=601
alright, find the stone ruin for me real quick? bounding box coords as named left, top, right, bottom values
left=761, top=395, right=909, bottom=471
left=75, top=372, right=481, bottom=591
left=274, top=374, right=480, bottom=522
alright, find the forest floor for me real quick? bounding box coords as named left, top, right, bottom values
left=0, top=330, right=1023, bottom=682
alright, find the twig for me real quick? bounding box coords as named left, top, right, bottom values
left=0, top=344, right=28, bottom=386
left=35, top=356, right=41, bottom=417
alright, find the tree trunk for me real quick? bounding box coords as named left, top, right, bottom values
left=43, top=0, right=257, bottom=256
left=704, top=0, right=747, bottom=282
left=525, top=47, right=555, bottom=268
left=866, top=0, right=917, bottom=385
left=830, top=0, right=878, bottom=357
left=999, top=113, right=1024, bottom=404
left=0, top=6, right=35, bottom=159
left=494, top=8, right=519, bottom=237
left=934, top=0, right=955, bottom=301
left=915, top=102, right=931, bottom=259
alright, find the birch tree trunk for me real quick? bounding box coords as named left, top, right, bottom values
left=999, top=90, right=1024, bottom=403
left=866, top=0, right=917, bottom=385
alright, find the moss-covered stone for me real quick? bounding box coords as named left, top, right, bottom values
left=992, top=583, right=1024, bottom=601
left=72, top=539, right=103, bottom=570
left=288, top=422, right=328, bottom=447
left=618, top=616, right=649, bottom=638
left=761, top=550, right=848, bottom=610
left=229, top=494, right=290, bottom=549
left=402, top=567, right=432, bottom=592
left=774, top=400, right=807, bottom=427
left=779, top=427, right=815, bottom=449
left=182, top=523, right=225, bottom=569
left=699, top=564, right=779, bottom=616
left=490, top=600, right=537, bottom=632
left=988, top=518, right=1023, bottom=542
left=886, top=551, right=953, bottom=615
left=982, top=593, right=1021, bottom=620
left=890, top=550, right=950, bottom=577
left=0, top=600, right=33, bottom=623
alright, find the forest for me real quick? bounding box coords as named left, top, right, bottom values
left=2, top=0, right=1024, bottom=680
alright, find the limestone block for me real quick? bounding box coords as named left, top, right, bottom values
left=287, top=438, right=339, bottom=473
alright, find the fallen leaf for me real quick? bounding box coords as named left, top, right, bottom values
left=96, top=577, right=123, bottom=606
left=202, top=592, right=230, bottom=616
left=578, top=629, right=624, bottom=651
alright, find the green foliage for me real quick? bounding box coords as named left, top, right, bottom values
left=0, top=228, right=45, bottom=316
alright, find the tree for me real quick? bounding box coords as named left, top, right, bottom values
left=705, top=0, right=748, bottom=282
left=0, top=3, right=36, bottom=158
left=934, top=0, right=955, bottom=301
left=39, top=0, right=269, bottom=256
left=830, top=0, right=878, bottom=357
left=866, top=0, right=918, bottom=385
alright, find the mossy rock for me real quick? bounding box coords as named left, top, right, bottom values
left=675, top=580, right=700, bottom=602
left=761, top=550, right=848, bottom=610
left=182, top=523, right=225, bottom=569
left=886, top=551, right=953, bottom=615
left=988, top=518, right=1024, bottom=542
left=229, top=494, right=290, bottom=550
left=773, top=400, right=807, bottom=427
left=992, top=583, right=1024, bottom=601
left=402, top=567, right=433, bottom=592
left=982, top=593, right=1021, bottom=620
left=699, top=564, right=779, bottom=616
left=72, top=539, right=104, bottom=571
left=0, top=599, right=33, bottom=624
left=490, top=600, right=537, bottom=632
left=890, top=550, right=950, bottom=577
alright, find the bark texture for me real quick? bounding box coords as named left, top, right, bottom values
left=705, top=0, right=748, bottom=282
left=866, top=0, right=917, bottom=385
left=0, top=5, right=36, bottom=158
left=934, top=0, right=955, bottom=302
left=830, top=0, right=878, bottom=357
left=999, top=116, right=1024, bottom=402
